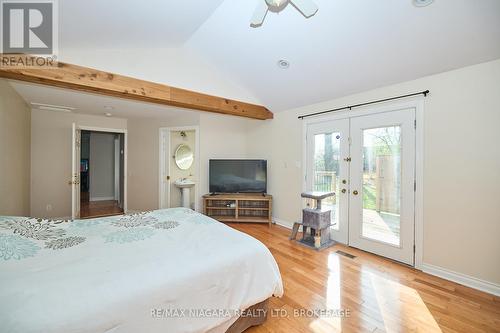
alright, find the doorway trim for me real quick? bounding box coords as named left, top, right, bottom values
left=159, top=126, right=200, bottom=212
left=78, top=125, right=128, bottom=214
left=302, top=98, right=424, bottom=269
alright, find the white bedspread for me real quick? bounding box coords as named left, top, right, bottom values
left=0, top=208, right=283, bottom=333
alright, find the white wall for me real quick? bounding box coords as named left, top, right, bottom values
left=127, top=114, right=200, bottom=212
left=89, top=132, right=116, bottom=201
left=30, top=110, right=127, bottom=218
left=59, top=47, right=260, bottom=106
left=126, top=112, right=252, bottom=212
left=246, top=59, right=500, bottom=286
left=0, top=80, right=31, bottom=216
left=198, top=113, right=254, bottom=208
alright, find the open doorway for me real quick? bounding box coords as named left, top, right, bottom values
left=159, top=126, right=199, bottom=211
left=79, top=130, right=125, bottom=218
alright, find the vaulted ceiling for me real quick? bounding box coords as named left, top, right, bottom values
left=12, top=0, right=500, bottom=114
left=187, top=0, right=500, bottom=111
left=60, top=0, right=226, bottom=48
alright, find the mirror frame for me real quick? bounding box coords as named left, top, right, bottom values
left=174, top=144, right=194, bottom=170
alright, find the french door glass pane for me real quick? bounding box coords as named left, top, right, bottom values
left=361, top=126, right=401, bottom=246
left=313, top=133, right=341, bottom=230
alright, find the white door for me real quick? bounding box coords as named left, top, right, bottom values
left=159, top=129, right=171, bottom=209
left=71, top=123, right=81, bottom=220
left=306, top=119, right=350, bottom=244
left=348, top=109, right=415, bottom=265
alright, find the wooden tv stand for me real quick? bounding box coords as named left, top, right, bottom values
left=203, top=193, right=272, bottom=227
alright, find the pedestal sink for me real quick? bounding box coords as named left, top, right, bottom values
left=174, top=179, right=195, bottom=208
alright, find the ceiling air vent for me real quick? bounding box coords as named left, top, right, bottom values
left=30, top=102, right=75, bottom=113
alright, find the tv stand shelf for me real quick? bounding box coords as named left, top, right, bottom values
left=203, top=194, right=272, bottom=226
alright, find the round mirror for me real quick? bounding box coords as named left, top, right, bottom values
left=174, top=144, right=194, bottom=170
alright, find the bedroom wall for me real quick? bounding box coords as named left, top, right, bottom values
left=126, top=112, right=252, bottom=212
left=0, top=80, right=31, bottom=216
left=89, top=132, right=116, bottom=201
left=30, top=110, right=127, bottom=218
left=60, top=47, right=260, bottom=106
left=198, top=113, right=254, bottom=209
left=127, top=114, right=200, bottom=212
left=246, top=59, right=500, bottom=287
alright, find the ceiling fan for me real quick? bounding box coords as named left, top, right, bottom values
left=250, top=0, right=319, bottom=27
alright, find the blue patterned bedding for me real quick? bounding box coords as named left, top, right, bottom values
left=0, top=209, right=197, bottom=260
left=0, top=208, right=283, bottom=333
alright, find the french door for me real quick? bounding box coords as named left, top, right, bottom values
left=306, top=109, right=416, bottom=265
left=306, top=119, right=350, bottom=244
left=349, top=110, right=415, bottom=265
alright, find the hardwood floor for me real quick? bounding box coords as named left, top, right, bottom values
left=80, top=199, right=123, bottom=219
left=226, top=223, right=500, bottom=333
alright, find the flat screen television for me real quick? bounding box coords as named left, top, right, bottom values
left=209, top=159, right=267, bottom=194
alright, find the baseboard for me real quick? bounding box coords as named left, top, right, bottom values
left=422, top=263, right=500, bottom=297
left=90, top=196, right=115, bottom=202
left=273, top=217, right=307, bottom=233
left=272, top=218, right=294, bottom=229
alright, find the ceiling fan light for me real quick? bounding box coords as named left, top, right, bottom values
left=265, top=0, right=288, bottom=9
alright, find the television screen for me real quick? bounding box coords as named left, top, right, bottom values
left=209, top=159, right=267, bottom=193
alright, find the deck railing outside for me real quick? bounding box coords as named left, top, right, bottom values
left=313, top=171, right=336, bottom=193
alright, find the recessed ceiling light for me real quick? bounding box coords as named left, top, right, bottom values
left=104, top=112, right=113, bottom=117
left=104, top=105, right=114, bottom=110
left=413, top=0, right=434, bottom=7
left=277, top=59, right=290, bottom=69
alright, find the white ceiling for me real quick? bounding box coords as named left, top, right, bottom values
left=9, top=0, right=500, bottom=115
left=9, top=81, right=199, bottom=119
left=60, top=0, right=225, bottom=48
left=187, top=0, right=500, bottom=111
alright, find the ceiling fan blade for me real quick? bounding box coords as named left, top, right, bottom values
left=250, top=1, right=269, bottom=27
left=290, top=0, right=318, bottom=18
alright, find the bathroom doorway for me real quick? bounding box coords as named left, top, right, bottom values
left=159, top=126, right=199, bottom=211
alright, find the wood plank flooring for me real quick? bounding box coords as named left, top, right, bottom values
left=226, top=223, right=500, bottom=333
left=80, top=199, right=123, bottom=219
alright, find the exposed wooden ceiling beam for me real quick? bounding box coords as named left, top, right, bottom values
left=0, top=55, right=273, bottom=120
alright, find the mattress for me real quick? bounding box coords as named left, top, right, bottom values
left=0, top=208, right=283, bottom=333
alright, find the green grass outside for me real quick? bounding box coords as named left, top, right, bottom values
left=363, top=183, right=376, bottom=210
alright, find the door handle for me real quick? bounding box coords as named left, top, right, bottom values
left=353, top=190, right=359, bottom=196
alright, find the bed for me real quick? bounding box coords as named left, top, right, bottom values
left=0, top=208, right=283, bottom=333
